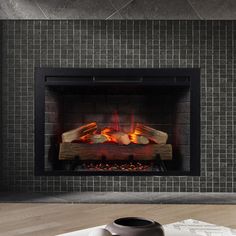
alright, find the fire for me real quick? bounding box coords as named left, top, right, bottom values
left=66, top=111, right=166, bottom=145
left=129, top=130, right=149, bottom=145
left=130, top=112, right=135, bottom=133
left=92, top=111, right=144, bottom=144
left=78, top=127, right=142, bottom=145
left=129, top=131, right=140, bottom=144
left=79, top=128, right=148, bottom=145
left=101, top=127, right=113, bottom=142
left=80, top=122, right=149, bottom=145
left=78, top=111, right=144, bottom=144
left=112, top=111, right=120, bottom=131
left=79, top=134, right=92, bottom=143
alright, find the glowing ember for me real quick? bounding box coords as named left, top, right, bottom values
left=82, top=162, right=153, bottom=171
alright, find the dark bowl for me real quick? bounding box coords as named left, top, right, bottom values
left=105, top=217, right=165, bottom=236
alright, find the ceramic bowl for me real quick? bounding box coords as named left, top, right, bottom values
left=105, top=217, right=165, bottom=236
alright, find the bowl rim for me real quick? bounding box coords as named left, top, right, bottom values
left=113, top=217, right=156, bottom=228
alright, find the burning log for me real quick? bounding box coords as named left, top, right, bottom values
left=62, top=122, right=97, bottom=143
left=134, top=123, right=168, bottom=144
left=110, top=131, right=131, bottom=145
left=101, top=128, right=131, bottom=145
left=130, top=134, right=149, bottom=145
left=90, top=134, right=108, bottom=144
left=59, top=143, right=172, bottom=160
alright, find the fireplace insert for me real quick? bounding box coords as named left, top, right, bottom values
left=35, top=68, right=200, bottom=176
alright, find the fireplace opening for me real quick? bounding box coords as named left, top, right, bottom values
left=35, top=68, right=200, bottom=176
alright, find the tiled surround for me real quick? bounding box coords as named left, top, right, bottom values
left=0, top=20, right=236, bottom=192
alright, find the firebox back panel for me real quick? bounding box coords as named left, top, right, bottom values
left=45, top=86, right=190, bottom=173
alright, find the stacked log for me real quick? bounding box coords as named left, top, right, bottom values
left=134, top=123, right=168, bottom=144
left=62, top=122, right=97, bottom=143
left=59, top=143, right=173, bottom=161
left=90, top=134, right=108, bottom=144
left=109, top=131, right=131, bottom=145
left=129, top=134, right=149, bottom=145
left=61, top=122, right=168, bottom=145
left=59, top=122, right=172, bottom=161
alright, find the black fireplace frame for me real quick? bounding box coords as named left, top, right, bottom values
left=35, top=68, right=200, bottom=176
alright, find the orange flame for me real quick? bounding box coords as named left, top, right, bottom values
left=112, top=111, right=120, bottom=131
left=130, top=111, right=135, bottom=133
left=78, top=111, right=143, bottom=144
left=129, top=129, right=141, bottom=144
left=101, top=127, right=112, bottom=142
left=79, top=134, right=92, bottom=143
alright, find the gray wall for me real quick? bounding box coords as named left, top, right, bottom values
left=1, top=0, right=236, bottom=19
left=0, top=20, right=236, bottom=192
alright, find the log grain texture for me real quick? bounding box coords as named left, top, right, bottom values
left=59, top=143, right=172, bottom=160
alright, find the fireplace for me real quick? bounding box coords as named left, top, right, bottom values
left=35, top=68, right=200, bottom=176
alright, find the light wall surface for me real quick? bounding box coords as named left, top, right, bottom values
left=1, top=0, right=236, bottom=19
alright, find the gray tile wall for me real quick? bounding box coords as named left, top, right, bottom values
left=0, top=20, right=236, bottom=192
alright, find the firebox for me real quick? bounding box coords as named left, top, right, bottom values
left=35, top=68, right=200, bottom=176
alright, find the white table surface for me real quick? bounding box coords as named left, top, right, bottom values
left=57, top=219, right=236, bottom=236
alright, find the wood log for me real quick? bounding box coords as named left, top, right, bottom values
left=130, top=135, right=149, bottom=145
left=110, top=131, right=131, bottom=145
left=134, top=123, right=168, bottom=144
left=59, top=143, right=172, bottom=161
left=90, top=134, right=108, bottom=144
left=62, top=122, right=97, bottom=143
